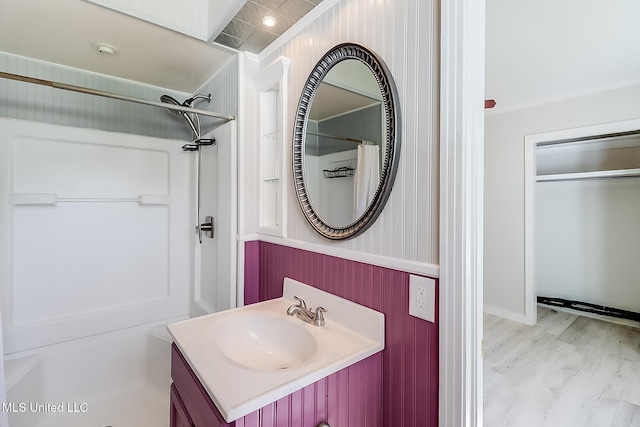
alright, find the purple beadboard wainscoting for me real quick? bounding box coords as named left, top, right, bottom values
left=243, top=241, right=439, bottom=427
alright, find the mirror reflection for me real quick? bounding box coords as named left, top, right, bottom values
left=304, top=59, right=386, bottom=227
left=293, top=42, right=400, bottom=240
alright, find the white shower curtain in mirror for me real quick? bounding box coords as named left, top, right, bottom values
left=354, top=141, right=380, bottom=218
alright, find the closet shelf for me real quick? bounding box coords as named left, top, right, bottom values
left=537, top=168, right=640, bottom=182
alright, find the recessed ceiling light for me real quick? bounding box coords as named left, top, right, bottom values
left=262, top=15, right=277, bottom=27
left=92, top=43, right=118, bottom=55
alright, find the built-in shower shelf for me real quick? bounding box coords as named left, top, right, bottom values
left=323, top=167, right=355, bottom=179
left=10, top=193, right=170, bottom=206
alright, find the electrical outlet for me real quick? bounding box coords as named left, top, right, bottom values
left=409, top=275, right=435, bottom=322
left=417, top=286, right=427, bottom=310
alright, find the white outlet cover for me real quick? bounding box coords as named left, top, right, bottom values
left=409, top=275, right=435, bottom=323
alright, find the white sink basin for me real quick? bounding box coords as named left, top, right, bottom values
left=216, top=314, right=317, bottom=371
left=167, top=278, right=384, bottom=422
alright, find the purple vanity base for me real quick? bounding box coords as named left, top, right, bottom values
left=170, top=343, right=382, bottom=426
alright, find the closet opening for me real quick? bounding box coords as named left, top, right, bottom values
left=524, top=119, right=640, bottom=326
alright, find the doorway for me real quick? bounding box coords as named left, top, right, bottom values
left=524, top=119, right=640, bottom=324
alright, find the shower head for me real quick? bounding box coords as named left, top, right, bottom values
left=160, top=93, right=212, bottom=139
left=160, top=94, right=182, bottom=116
left=160, top=94, right=200, bottom=139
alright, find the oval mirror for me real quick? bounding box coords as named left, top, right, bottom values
left=293, top=43, right=401, bottom=240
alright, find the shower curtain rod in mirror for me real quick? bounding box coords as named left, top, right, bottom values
left=0, top=71, right=236, bottom=121
left=306, top=131, right=365, bottom=144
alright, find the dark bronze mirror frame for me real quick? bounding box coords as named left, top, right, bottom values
left=293, top=42, right=401, bottom=240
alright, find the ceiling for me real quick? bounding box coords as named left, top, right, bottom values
left=215, top=0, right=323, bottom=54
left=0, top=0, right=323, bottom=93
left=1, top=0, right=638, bottom=110
left=309, top=83, right=379, bottom=122
left=485, top=0, right=640, bottom=114
left=0, top=0, right=236, bottom=93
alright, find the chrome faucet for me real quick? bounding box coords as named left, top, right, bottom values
left=287, top=296, right=327, bottom=326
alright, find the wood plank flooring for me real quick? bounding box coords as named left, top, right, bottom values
left=484, top=307, right=640, bottom=427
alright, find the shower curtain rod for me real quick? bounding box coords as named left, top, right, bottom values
left=306, top=131, right=365, bottom=144
left=0, top=71, right=235, bottom=121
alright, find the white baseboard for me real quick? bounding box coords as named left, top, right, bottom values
left=538, top=302, right=640, bottom=329
left=483, top=304, right=532, bottom=325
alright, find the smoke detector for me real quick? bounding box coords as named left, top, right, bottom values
left=92, top=43, right=118, bottom=55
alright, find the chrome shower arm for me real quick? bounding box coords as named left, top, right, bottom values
left=184, top=94, right=212, bottom=106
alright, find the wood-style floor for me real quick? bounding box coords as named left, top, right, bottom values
left=484, top=307, right=640, bottom=427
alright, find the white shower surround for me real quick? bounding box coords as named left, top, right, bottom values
left=0, top=118, right=238, bottom=425
left=0, top=119, right=193, bottom=354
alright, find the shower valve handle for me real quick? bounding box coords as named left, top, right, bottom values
left=196, top=216, right=214, bottom=239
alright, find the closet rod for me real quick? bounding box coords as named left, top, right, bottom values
left=537, top=168, right=640, bottom=182
left=306, top=131, right=365, bottom=144
left=0, top=71, right=235, bottom=121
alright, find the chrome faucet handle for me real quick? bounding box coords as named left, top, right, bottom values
left=293, top=296, right=307, bottom=309
left=313, top=307, right=327, bottom=326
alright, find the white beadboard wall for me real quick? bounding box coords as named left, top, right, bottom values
left=197, top=56, right=239, bottom=137
left=261, top=0, right=440, bottom=265
left=536, top=178, right=640, bottom=313
left=0, top=52, right=238, bottom=141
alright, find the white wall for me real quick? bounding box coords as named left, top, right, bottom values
left=485, top=0, right=640, bottom=114
left=245, top=0, right=440, bottom=266
left=536, top=178, right=640, bottom=313
left=192, top=122, right=238, bottom=316
left=484, top=84, right=640, bottom=318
